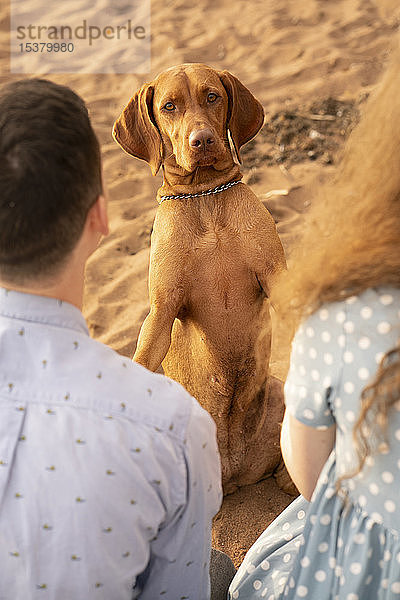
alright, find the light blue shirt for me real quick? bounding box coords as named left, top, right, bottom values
left=0, top=288, right=222, bottom=599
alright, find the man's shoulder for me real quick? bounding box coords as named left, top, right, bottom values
left=0, top=309, right=201, bottom=446
left=71, top=335, right=200, bottom=442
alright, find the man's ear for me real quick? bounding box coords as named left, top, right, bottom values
left=88, top=195, right=109, bottom=237
left=218, top=71, right=264, bottom=163
left=112, top=84, right=162, bottom=176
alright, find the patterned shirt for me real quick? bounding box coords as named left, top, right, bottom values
left=0, top=288, right=222, bottom=600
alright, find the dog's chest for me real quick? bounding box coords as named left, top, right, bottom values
left=191, top=222, right=244, bottom=269
left=192, top=205, right=242, bottom=253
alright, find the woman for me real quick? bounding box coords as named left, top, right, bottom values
left=229, top=43, right=400, bottom=599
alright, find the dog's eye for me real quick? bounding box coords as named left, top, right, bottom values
left=163, top=101, right=176, bottom=111
left=207, top=93, right=218, bottom=103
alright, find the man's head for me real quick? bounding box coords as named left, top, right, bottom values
left=0, top=78, right=103, bottom=284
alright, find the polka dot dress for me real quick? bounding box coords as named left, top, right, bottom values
left=229, top=287, right=400, bottom=599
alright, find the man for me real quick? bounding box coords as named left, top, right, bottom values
left=0, top=78, right=222, bottom=599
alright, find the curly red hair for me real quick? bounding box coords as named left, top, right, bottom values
left=270, top=40, right=400, bottom=483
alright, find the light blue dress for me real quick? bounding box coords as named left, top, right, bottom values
left=229, top=287, right=400, bottom=599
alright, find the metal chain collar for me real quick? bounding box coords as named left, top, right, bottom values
left=158, top=180, right=242, bottom=203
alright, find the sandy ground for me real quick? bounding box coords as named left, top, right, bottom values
left=1, top=0, right=399, bottom=568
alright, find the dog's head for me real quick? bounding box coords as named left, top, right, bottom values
left=113, top=63, right=264, bottom=176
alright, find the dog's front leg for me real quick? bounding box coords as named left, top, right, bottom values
left=133, top=249, right=185, bottom=372
left=251, top=208, right=287, bottom=300
left=133, top=207, right=187, bottom=372
left=133, top=296, right=182, bottom=372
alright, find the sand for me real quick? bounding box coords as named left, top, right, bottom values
left=0, top=0, right=399, bottom=568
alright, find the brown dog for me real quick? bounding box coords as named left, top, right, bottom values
left=113, top=63, right=292, bottom=494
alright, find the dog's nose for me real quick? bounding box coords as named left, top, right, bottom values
left=189, top=129, right=215, bottom=149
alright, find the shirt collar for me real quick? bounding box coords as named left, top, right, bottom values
left=0, top=287, right=89, bottom=335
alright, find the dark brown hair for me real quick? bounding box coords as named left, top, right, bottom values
left=0, top=78, right=102, bottom=282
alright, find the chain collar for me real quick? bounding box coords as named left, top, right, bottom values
left=158, top=180, right=242, bottom=203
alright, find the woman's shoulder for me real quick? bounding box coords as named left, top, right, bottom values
left=300, top=286, right=400, bottom=333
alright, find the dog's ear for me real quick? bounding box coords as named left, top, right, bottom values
left=218, top=71, right=264, bottom=163
left=112, top=84, right=162, bottom=176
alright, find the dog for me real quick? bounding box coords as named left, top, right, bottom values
left=113, top=63, right=293, bottom=494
